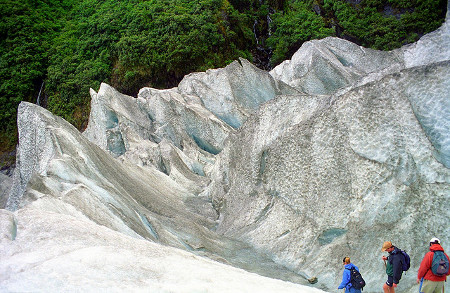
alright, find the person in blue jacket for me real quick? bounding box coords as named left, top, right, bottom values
left=338, top=257, right=362, bottom=293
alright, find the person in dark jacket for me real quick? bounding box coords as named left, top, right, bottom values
left=381, top=241, right=404, bottom=293
left=338, top=257, right=362, bottom=293
left=416, top=237, right=450, bottom=293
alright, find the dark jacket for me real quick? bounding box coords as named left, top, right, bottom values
left=417, top=243, right=450, bottom=281
left=387, top=246, right=404, bottom=284
left=339, top=263, right=360, bottom=291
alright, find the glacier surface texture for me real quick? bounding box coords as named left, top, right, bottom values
left=2, top=4, right=450, bottom=293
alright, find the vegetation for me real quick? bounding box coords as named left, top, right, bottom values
left=320, top=0, right=447, bottom=50
left=0, top=0, right=447, bottom=167
left=267, top=1, right=334, bottom=65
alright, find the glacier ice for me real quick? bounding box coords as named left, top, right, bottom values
left=2, top=5, right=450, bottom=293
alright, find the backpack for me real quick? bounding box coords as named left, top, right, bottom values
left=400, top=250, right=411, bottom=271
left=346, top=267, right=366, bottom=290
left=431, top=251, right=450, bottom=276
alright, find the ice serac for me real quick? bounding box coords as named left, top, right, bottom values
left=5, top=101, right=318, bottom=289
left=403, top=8, right=450, bottom=69
left=84, top=83, right=227, bottom=194
left=210, top=61, right=450, bottom=291
left=83, top=59, right=300, bottom=194
left=208, top=11, right=450, bottom=292
left=7, top=102, right=217, bottom=242
left=178, top=57, right=301, bottom=128
left=401, top=9, right=450, bottom=168
left=269, top=37, right=404, bottom=95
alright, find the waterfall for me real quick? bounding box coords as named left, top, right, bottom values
left=253, top=20, right=259, bottom=45
left=36, top=81, right=44, bottom=106
left=267, top=13, right=272, bottom=36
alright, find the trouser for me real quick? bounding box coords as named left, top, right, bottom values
left=421, top=279, right=444, bottom=293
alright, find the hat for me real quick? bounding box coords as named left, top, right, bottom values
left=430, top=237, right=440, bottom=244
left=381, top=241, right=393, bottom=251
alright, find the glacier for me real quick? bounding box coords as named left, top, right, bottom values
left=1, top=3, right=449, bottom=293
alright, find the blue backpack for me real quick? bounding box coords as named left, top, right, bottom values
left=400, top=250, right=411, bottom=271
left=431, top=251, right=450, bottom=276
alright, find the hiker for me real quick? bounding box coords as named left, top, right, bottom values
left=381, top=241, right=404, bottom=293
left=338, top=257, right=363, bottom=293
left=417, top=237, right=450, bottom=293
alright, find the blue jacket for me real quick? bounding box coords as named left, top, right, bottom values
left=387, top=246, right=404, bottom=284
left=338, top=263, right=359, bottom=290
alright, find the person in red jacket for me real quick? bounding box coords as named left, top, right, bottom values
left=417, top=237, right=450, bottom=293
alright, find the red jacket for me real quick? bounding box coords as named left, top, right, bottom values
left=417, top=244, right=450, bottom=281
